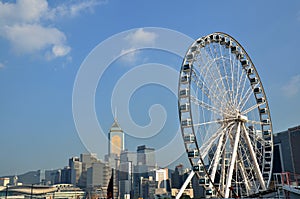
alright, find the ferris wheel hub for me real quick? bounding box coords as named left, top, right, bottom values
left=237, top=114, right=248, bottom=123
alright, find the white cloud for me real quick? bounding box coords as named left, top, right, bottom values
left=52, top=45, right=71, bottom=57
left=0, top=0, right=48, bottom=24
left=281, top=74, right=300, bottom=97
left=119, top=29, right=158, bottom=63
left=125, top=28, right=158, bottom=47
left=2, top=24, right=67, bottom=54
left=120, top=48, right=139, bottom=63
left=48, top=0, right=106, bottom=19
left=0, top=0, right=104, bottom=60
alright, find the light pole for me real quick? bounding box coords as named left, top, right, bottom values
left=30, top=184, right=33, bottom=199
left=5, top=185, right=8, bottom=199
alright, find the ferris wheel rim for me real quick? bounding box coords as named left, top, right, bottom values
left=178, top=32, right=273, bottom=198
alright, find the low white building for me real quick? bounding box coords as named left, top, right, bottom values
left=0, top=178, right=9, bottom=186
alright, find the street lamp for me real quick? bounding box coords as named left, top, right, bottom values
left=5, top=185, right=8, bottom=199
left=30, top=184, right=34, bottom=199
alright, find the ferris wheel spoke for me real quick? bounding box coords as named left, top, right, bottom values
left=238, top=160, right=251, bottom=195
left=191, top=73, right=225, bottom=107
left=197, top=48, right=233, bottom=105
left=236, top=146, right=254, bottom=195
left=218, top=46, right=233, bottom=106
left=239, top=83, right=260, bottom=110
left=193, top=118, right=236, bottom=127
left=199, top=123, right=233, bottom=159
left=193, top=64, right=224, bottom=107
left=206, top=44, right=229, bottom=100
left=224, top=122, right=241, bottom=198
left=246, top=119, right=265, bottom=126
left=209, top=132, right=226, bottom=183
left=242, top=101, right=266, bottom=115
left=190, top=95, right=232, bottom=118
left=217, top=123, right=235, bottom=195
left=241, top=123, right=266, bottom=191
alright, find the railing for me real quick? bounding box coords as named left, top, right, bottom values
left=273, top=172, right=300, bottom=195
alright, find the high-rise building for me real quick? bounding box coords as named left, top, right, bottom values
left=119, top=161, right=133, bottom=199
left=120, top=150, right=137, bottom=164
left=45, top=169, right=61, bottom=185
left=61, top=166, right=71, bottom=184
left=86, top=161, right=110, bottom=188
left=119, top=150, right=136, bottom=199
left=69, top=157, right=82, bottom=186
left=109, top=118, right=125, bottom=157
left=137, top=145, right=155, bottom=171
left=79, top=153, right=99, bottom=187
left=171, top=164, right=184, bottom=189
left=140, top=176, right=156, bottom=199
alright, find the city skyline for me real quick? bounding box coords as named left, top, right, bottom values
left=1, top=0, right=300, bottom=177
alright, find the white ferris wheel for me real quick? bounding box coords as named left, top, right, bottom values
left=178, top=32, right=273, bottom=198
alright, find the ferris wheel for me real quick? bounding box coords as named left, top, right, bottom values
left=178, top=32, right=273, bottom=198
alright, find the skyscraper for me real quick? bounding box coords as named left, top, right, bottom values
left=69, top=157, right=82, bottom=186
left=137, top=145, right=155, bottom=170
left=108, top=118, right=125, bottom=157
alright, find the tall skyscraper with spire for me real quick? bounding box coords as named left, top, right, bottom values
left=108, top=118, right=124, bottom=157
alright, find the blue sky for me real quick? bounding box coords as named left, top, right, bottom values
left=1, top=0, right=300, bottom=176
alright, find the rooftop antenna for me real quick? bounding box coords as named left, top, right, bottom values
left=114, top=107, right=118, bottom=122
